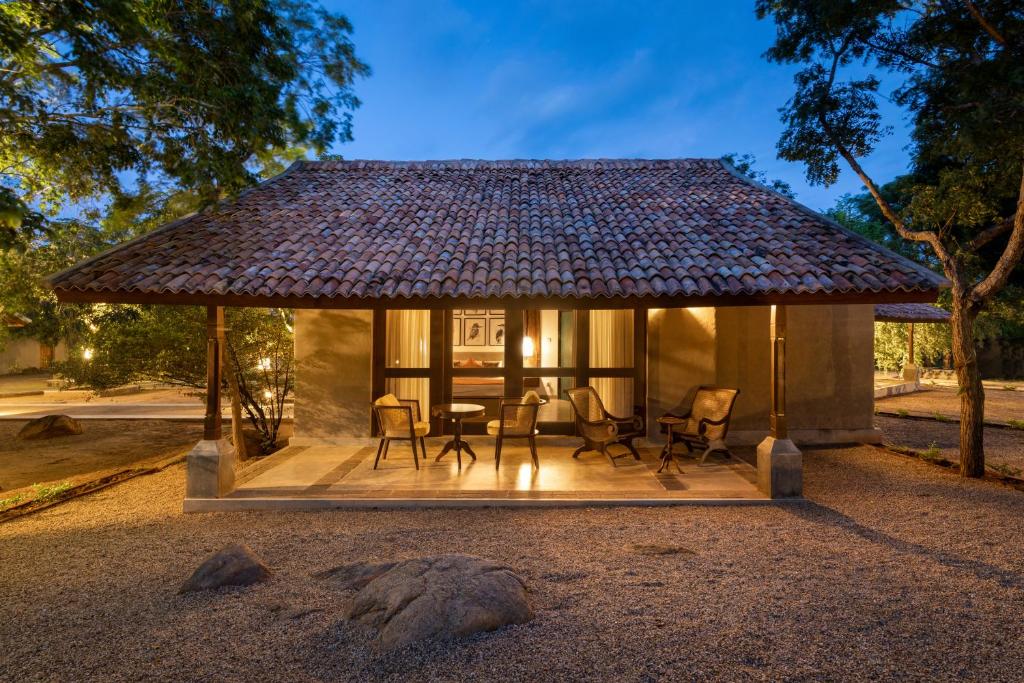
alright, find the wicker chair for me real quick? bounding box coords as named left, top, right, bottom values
left=662, top=386, right=740, bottom=464
left=565, top=386, right=644, bottom=466
left=487, top=390, right=545, bottom=470
left=371, top=394, right=429, bottom=470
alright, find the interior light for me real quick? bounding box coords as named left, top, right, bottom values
left=521, top=335, right=535, bottom=358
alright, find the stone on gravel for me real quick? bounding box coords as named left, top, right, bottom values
left=179, top=543, right=271, bottom=594
left=340, top=554, right=533, bottom=650
left=17, top=414, right=83, bottom=440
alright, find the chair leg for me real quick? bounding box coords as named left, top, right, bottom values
left=624, top=437, right=641, bottom=460
left=572, top=445, right=587, bottom=459
left=495, top=436, right=502, bottom=470
left=420, top=437, right=427, bottom=460
left=529, top=436, right=539, bottom=469
left=603, top=444, right=617, bottom=467
left=411, top=437, right=420, bottom=470
left=373, top=438, right=387, bottom=470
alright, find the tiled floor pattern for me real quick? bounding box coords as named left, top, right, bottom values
left=231, top=437, right=764, bottom=501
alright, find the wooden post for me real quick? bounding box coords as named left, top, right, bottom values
left=768, top=304, right=787, bottom=440
left=204, top=305, right=225, bottom=441
left=504, top=306, right=524, bottom=399
left=907, top=322, right=915, bottom=365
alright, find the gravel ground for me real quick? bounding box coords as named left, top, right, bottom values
left=2, top=446, right=1024, bottom=681
left=876, top=415, right=1024, bottom=472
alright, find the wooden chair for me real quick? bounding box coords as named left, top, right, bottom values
left=565, top=386, right=644, bottom=466
left=371, top=394, right=429, bottom=470
left=488, top=391, right=545, bottom=470
left=662, top=386, right=740, bottom=464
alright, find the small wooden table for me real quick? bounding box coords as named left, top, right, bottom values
left=656, top=415, right=687, bottom=473
left=432, top=403, right=486, bottom=468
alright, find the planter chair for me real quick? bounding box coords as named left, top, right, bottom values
left=371, top=394, right=429, bottom=470
left=565, top=386, right=644, bottom=466
left=488, top=391, right=546, bottom=470
left=662, top=386, right=740, bottom=464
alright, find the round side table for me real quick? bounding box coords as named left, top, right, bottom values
left=656, top=416, right=687, bottom=473
left=431, top=403, right=486, bottom=469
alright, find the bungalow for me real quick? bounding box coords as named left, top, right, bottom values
left=48, top=159, right=945, bottom=506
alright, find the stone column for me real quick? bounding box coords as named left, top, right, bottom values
left=757, top=305, right=802, bottom=498
left=186, top=305, right=235, bottom=498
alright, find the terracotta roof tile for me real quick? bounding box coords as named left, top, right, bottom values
left=49, top=158, right=946, bottom=304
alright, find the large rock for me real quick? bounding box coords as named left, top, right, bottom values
left=17, top=414, right=83, bottom=440
left=327, top=554, right=533, bottom=650
left=179, top=543, right=271, bottom=594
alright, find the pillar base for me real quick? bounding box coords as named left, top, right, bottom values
left=756, top=436, right=802, bottom=499
left=901, top=363, right=920, bottom=384
left=185, top=438, right=235, bottom=499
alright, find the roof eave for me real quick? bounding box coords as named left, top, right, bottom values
left=51, top=286, right=942, bottom=310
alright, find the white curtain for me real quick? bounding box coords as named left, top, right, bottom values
left=385, top=310, right=430, bottom=416
left=589, top=310, right=634, bottom=416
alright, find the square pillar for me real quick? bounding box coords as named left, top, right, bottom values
left=187, top=305, right=234, bottom=498
left=757, top=305, right=802, bottom=498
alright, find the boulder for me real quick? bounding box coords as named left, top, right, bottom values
left=330, top=554, right=533, bottom=650
left=17, top=414, right=83, bottom=440
left=179, top=543, right=271, bottom=594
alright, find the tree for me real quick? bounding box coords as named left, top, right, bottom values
left=0, top=0, right=368, bottom=248
left=60, top=305, right=294, bottom=453
left=721, top=153, right=796, bottom=198
left=758, top=0, right=1024, bottom=477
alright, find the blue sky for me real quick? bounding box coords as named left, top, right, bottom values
left=326, top=0, right=912, bottom=211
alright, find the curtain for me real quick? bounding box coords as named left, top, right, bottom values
left=589, top=310, right=634, bottom=416
left=385, top=310, right=430, bottom=414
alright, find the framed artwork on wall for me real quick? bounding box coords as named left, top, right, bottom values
left=452, top=318, right=463, bottom=346
left=464, top=309, right=485, bottom=315
left=464, top=318, right=486, bottom=346
left=487, top=317, right=505, bottom=346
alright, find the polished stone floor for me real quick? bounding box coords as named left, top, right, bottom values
left=229, top=437, right=765, bottom=504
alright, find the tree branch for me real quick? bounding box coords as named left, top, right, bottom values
left=972, top=163, right=1024, bottom=303
left=965, top=214, right=1016, bottom=252
left=964, top=1, right=1007, bottom=46
left=831, top=135, right=952, bottom=263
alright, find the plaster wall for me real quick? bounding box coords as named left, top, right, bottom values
left=292, top=309, right=373, bottom=442
left=0, top=338, right=66, bottom=374
left=646, top=304, right=876, bottom=445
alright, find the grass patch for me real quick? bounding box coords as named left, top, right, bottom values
left=920, top=441, right=943, bottom=462
left=31, top=481, right=72, bottom=502
left=896, top=408, right=910, bottom=418
left=933, top=412, right=953, bottom=423
left=1007, top=419, right=1024, bottom=430
left=0, top=492, right=26, bottom=509
left=989, top=462, right=1023, bottom=479
left=1003, top=385, right=1017, bottom=392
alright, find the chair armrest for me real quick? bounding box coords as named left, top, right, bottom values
left=697, top=415, right=729, bottom=435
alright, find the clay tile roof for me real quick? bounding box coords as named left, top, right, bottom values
left=874, top=303, right=951, bottom=322
left=48, top=159, right=947, bottom=306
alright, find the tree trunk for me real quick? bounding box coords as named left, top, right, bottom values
left=950, top=300, right=984, bottom=477
left=226, top=358, right=247, bottom=462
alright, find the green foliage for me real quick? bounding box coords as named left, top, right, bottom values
left=57, top=306, right=294, bottom=452
left=873, top=322, right=950, bottom=371
left=31, top=481, right=72, bottom=502
left=989, top=462, right=1022, bottom=478
left=758, top=0, right=1023, bottom=280
left=1007, top=419, right=1024, bottom=430
left=721, top=153, right=796, bottom=198
left=0, top=0, right=368, bottom=249
left=920, top=441, right=942, bottom=462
